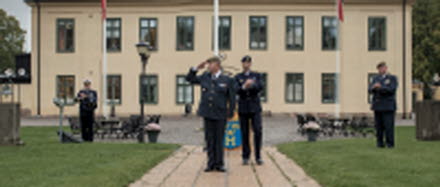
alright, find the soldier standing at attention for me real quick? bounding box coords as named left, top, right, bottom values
left=368, top=62, right=398, bottom=148
left=186, top=57, right=236, bottom=172
left=235, top=55, right=264, bottom=165
left=77, top=80, right=98, bottom=142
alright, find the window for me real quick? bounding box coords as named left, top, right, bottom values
left=260, top=73, right=268, bottom=102
left=56, top=75, right=75, bottom=101
left=322, top=73, right=338, bottom=103
left=322, top=16, right=338, bottom=50
left=249, top=16, right=267, bottom=50
left=368, top=73, right=379, bottom=103
left=56, top=19, right=74, bottom=52
left=107, top=18, right=121, bottom=52
left=286, top=16, right=304, bottom=50
left=107, top=75, right=122, bottom=104
left=213, top=16, right=232, bottom=50
left=285, top=73, right=304, bottom=103
left=368, top=17, right=386, bottom=51
left=140, top=75, right=158, bottom=104
left=139, top=18, right=158, bottom=50
left=176, top=75, right=193, bottom=104
left=176, top=16, right=194, bottom=50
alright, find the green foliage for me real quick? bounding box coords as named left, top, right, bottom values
left=278, top=127, right=440, bottom=187
left=0, top=127, right=179, bottom=187
left=0, top=9, right=26, bottom=72
left=412, top=0, right=440, bottom=83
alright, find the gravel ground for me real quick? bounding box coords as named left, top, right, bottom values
left=21, top=115, right=415, bottom=145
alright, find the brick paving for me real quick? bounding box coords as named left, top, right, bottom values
left=130, top=145, right=320, bottom=187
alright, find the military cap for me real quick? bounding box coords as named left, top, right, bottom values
left=241, top=55, right=252, bottom=63
left=207, top=56, right=222, bottom=64
left=377, top=61, right=387, bottom=69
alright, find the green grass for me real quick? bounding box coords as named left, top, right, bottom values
left=278, top=127, right=440, bottom=187
left=0, top=127, right=179, bottom=187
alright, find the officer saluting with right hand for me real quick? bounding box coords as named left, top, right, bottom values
left=186, top=56, right=236, bottom=172
left=234, top=56, right=264, bottom=165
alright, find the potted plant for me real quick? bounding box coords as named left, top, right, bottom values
left=144, top=123, right=161, bottom=143
left=303, top=122, right=321, bottom=142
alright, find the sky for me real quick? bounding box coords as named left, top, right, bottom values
left=0, top=0, right=31, bottom=52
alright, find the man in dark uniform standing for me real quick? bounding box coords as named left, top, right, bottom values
left=77, top=80, right=98, bottom=142
left=234, top=55, right=264, bottom=165
left=186, top=57, right=236, bottom=172
left=368, top=62, right=398, bottom=148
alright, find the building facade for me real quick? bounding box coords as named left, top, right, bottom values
left=22, top=0, right=414, bottom=117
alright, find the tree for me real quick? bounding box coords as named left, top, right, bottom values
left=412, top=0, right=440, bottom=85
left=0, top=9, right=26, bottom=72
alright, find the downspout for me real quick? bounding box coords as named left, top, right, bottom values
left=402, top=0, right=407, bottom=119
left=35, top=0, right=41, bottom=116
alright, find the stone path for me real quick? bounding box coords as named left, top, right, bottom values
left=130, top=145, right=320, bottom=187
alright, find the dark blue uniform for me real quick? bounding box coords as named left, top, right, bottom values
left=77, top=89, right=97, bottom=142
left=368, top=74, right=398, bottom=148
left=186, top=68, right=236, bottom=169
left=235, top=71, right=263, bottom=160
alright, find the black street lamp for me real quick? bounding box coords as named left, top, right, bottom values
left=136, top=42, right=151, bottom=142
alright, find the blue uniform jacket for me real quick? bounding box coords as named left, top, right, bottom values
left=77, top=89, right=98, bottom=113
left=368, top=74, right=398, bottom=112
left=234, top=71, right=263, bottom=114
left=186, top=68, right=236, bottom=120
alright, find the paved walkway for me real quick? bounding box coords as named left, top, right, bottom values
left=21, top=116, right=415, bottom=145
left=130, top=145, right=320, bottom=187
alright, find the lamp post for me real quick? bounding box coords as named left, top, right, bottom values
left=135, top=42, right=152, bottom=122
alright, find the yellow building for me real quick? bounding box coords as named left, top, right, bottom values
left=21, top=0, right=414, bottom=117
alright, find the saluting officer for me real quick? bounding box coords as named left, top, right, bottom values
left=186, top=57, right=236, bottom=172
left=368, top=62, right=398, bottom=148
left=77, top=79, right=98, bottom=142
left=235, top=55, right=264, bottom=165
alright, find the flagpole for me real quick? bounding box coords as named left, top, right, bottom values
left=102, top=0, right=108, bottom=118
left=335, top=0, right=342, bottom=118
left=213, top=0, right=219, bottom=56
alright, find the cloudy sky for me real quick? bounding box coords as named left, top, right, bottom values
left=0, top=0, right=31, bottom=52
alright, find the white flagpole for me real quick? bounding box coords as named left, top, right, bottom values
left=213, top=0, right=219, bottom=56
left=335, top=0, right=342, bottom=118
left=102, top=3, right=108, bottom=118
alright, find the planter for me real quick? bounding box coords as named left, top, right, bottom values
left=147, top=131, right=160, bottom=143
left=415, top=101, right=440, bottom=141
left=0, top=103, right=22, bottom=145
left=306, top=131, right=319, bottom=142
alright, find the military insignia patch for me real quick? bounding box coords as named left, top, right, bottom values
left=219, top=83, right=227, bottom=87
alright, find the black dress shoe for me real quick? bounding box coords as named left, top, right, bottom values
left=215, top=166, right=227, bottom=172
left=204, top=167, right=214, bottom=172
left=256, top=159, right=264, bottom=165
left=243, top=159, right=249, bottom=165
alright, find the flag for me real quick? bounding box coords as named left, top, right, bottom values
left=338, top=0, right=344, bottom=22
left=101, top=0, right=107, bottom=20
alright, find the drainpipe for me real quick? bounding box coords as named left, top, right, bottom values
left=402, top=0, right=407, bottom=119
left=35, top=0, right=41, bottom=116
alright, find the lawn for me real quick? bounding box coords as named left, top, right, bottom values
left=278, top=127, right=440, bottom=187
left=0, top=127, right=179, bottom=187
